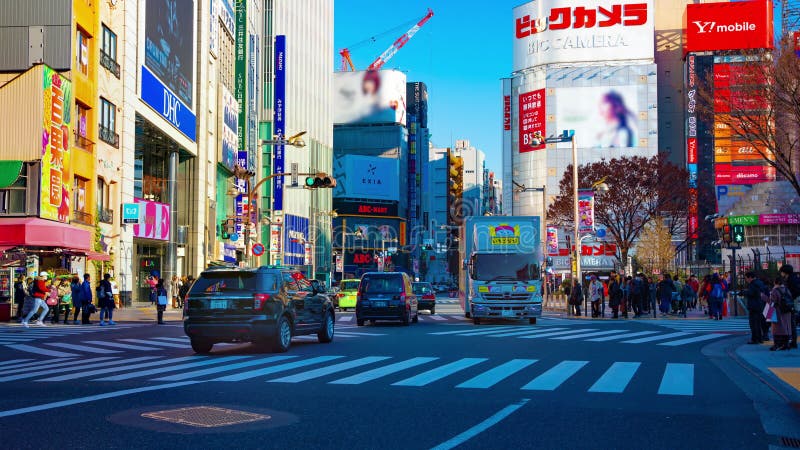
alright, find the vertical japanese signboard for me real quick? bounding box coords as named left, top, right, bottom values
left=519, top=89, right=546, bottom=152
left=578, top=192, right=594, bottom=234
left=546, top=227, right=559, bottom=255
left=686, top=54, right=699, bottom=240
left=273, top=35, right=286, bottom=212
left=41, top=67, right=72, bottom=223
left=234, top=0, right=246, bottom=156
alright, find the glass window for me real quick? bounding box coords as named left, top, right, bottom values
left=101, top=25, right=116, bottom=60
left=76, top=28, right=89, bottom=75
left=100, top=98, right=116, bottom=132
left=360, top=275, right=404, bottom=294
left=190, top=272, right=260, bottom=293
left=75, top=102, right=89, bottom=139
left=73, top=176, right=88, bottom=213
left=97, top=177, right=108, bottom=211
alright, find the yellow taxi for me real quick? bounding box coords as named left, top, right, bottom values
left=337, top=279, right=361, bottom=310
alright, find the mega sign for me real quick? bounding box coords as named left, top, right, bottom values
left=685, top=0, right=774, bottom=53
left=513, top=0, right=654, bottom=71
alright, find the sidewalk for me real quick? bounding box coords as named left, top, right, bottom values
left=736, top=339, right=800, bottom=400
left=109, top=302, right=184, bottom=323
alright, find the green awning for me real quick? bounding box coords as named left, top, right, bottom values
left=0, top=161, right=22, bottom=188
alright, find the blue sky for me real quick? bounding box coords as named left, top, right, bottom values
left=334, top=0, right=517, bottom=175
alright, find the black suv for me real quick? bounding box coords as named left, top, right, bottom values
left=184, top=266, right=335, bottom=353
left=356, top=272, right=418, bottom=326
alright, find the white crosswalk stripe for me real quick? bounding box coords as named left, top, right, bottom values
left=621, top=332, right=692, bottom=344
left=81, top=340, right=161, bottom=351
left=645, top=319, right=751, bottom=332
left=657, top=333, right=730, bottom=347
left=4, top=354, right=698, bottom=396
left=488, top=328, right=568, bottom=338
left=44, top=342, right=122, bottom=354
left=519, top=329, right=599, bottom=339
left=550, top=330, right=628, bottom=340
left=4, top=344, right=79, bottom=358
left=118, top=339, right=190, bottom=349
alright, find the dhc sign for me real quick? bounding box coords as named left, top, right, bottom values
left=140, top=66, right=196, bottom=141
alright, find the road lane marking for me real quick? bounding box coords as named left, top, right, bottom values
left=427, top=315, right=447, bottom=321
left=39, top=356, right=206, bottom=381
left=456, top=359, right=538, bottom=389
left=588, top=362, right=641, bottom=393
left=212, top=356, right=345, bottom=382
left=82, top=340, right=161, bottom=351
left=430, top=326, right=531, bottom=336
left=518, top=329, right=598, bottom=339
left=392, top=358, right=488, bottom=386
left=0, top=357, right=115, bottom=376
left=329, top=357, right=440, bottom=385
left=0, top=359, right=33, bottom=367
left=338, top=315, right=353, bottom=322
left=621, top=332, right=691, bottom=344
left=152, top=337, right=190, bottom=342
left=0, top=381, right=201, bottom=418
left=458, top=327, right=545, bottom=337
left=44, top=343, right=122, bottom=354
left=658, top=363, right=694, bottom=396
left=0, top=357, right=159, bottom=382
left=153, top=356, right=297, bottom=381
left=334, top=331, right=386, bottom=336
left=268, top=356, right=391, bottom=383
left=521, top=360, right=588, bottom=390
left=5, top=344, right=79, bottom=358
left=96, top=356, right=251, bottom=381
left=586, top=331, right=660, bottom=342
left=118, top=339, right=189, bottom=348
left=430, top=398, right=530, bottom=450
left=487, top=328, right=567, bottom=338
left=657, top=333, right=729, bottom=346
left=549, top=330, right=627, bottom=340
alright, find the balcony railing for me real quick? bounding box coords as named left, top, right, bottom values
left=99, top=52, right=120, bottom=79
left=72, top=209, right=93, bottom=225
left=98, top=207, right=113, bottom=224
left=73, top=131, right=95, bottom=152
left=98, top=124, right=119, bottom=148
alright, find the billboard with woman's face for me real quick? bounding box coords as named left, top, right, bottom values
left=334, top=70, right=407, bottom=126
left=555, top=86, right=639, bottom=148
left=144, top=0, right=195, bottom=107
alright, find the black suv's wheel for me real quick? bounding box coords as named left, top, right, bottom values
left=465, top=311, right=471, bottom=318
left=402, top=310, right=410, bottom=326
left=191, top=339, right=213, bottom=354
left=272, top=315, right=292, bottom=353
left=473, top=317, right=481, bottom=325
left=318, top=310, right=334, bottom=343
left=429, top=307, right=435, bottom=315
left=357, top=318, right=365, bottom=326
left=529, top=318, right=537, bottom=325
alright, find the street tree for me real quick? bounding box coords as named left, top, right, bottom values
left=695, top=34, right=800, bottom=198
left=546, top=155, right=688, bottom=265
left=634, top=219, right=676, bottom=275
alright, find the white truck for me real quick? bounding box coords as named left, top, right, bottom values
left=459, top=216, right=543, bottom=325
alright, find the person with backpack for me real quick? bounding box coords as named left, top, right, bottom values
left=779, top=265, right=799, bottom=349
left=744, top=271, right=767, bottom=344
left=630, top=274, right=644, bottom=318
left=769, top=277, right=793, bottom=351
left=687, top=275, right=700, bottom=310
left=97, top=273, right=115, bottom=326
left=21, top=272, right=50, bottom=328
left=680, top=278, right=694, bottom=315
left=589, top=275, right=603, bottom=318
left=706, top=273, right=726, bottom=321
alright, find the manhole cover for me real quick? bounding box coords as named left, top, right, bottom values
left=141, top=406, right=270, bottom=428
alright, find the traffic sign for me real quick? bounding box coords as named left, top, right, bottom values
left=230, top=233, right=239, bottom=242
left=732, top=224, right=745, bottom=244
left=252, top=243, right=265, bottom=256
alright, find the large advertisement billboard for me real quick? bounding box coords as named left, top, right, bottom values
left=513, top=0, right=655, bottom=71
left=333, top=155, right=400, bottom=202
left=334, top=70, right=407, bottom=126
left=273, top=34, right=286, bottom=212
left=519, top=89, right=546, bottom=152
left=283, top=214, right=309, bottom=267
left=221, top=86, right=238, bottom=171
left=41, top=67, right=72, bottom=223
left=685, top=0, right=774, bottom=54
left=556, top=85, right=639, bottom=148
left=144, top=0, right=195, bottom=106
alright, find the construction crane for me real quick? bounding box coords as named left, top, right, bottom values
left=339, top=8, right=434, bottom=72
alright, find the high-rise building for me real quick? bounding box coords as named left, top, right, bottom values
left=454, top=140, right=486, bottom=218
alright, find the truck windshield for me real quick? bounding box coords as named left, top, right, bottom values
left=473, top=254, right=539, bottom=282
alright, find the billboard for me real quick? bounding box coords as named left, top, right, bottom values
left=519, top=89, right=546, bottom=152
left=273, top=35, right=286, bottom=211
left=513, top=0, right=655, bottom=71
left=407, top=82, right=428, bottom=128
left=283, top=214, right=308, bottom=267
left=334, top=70, right=407, bottom=126
left=578, top=192, right=594, bottom=234
left=556, top=86, right=639, bottom=148
left=546, top=227, right=559, bottom=255
left=716, top=185, right=753, bottom=216
left=334, top=156, right=400, bottom=201
left=685, top=0, right=774, bottom=54
left=144, top=0, right=195, bottom=107
left=221, top=86, right=238, bottom=170
left=132, top=198, right=170, bottom=241
left=41, top=67, right=72, bottom=223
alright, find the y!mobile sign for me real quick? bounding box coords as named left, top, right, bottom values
left=513, top=0, right=654, bottom=71
left=685, top=0, right=774, bottom=53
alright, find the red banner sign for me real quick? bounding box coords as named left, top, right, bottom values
left=503, top=95, right=511, bottom=131
left=519, top=89, right=546, bottom=153
left=685, top=0, right=774, bottom=53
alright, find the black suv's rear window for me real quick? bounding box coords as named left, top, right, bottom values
left=190, top=272, right=265, bottom=293
left=360, top=275, right=404, bottom=294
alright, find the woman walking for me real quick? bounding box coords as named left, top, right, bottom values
left=97, top=273, right=115, bottom=326
left=770, top=278, right=793, bottom=351
left=156, top=278, right=168, bottom=324
left=656, top=273, right=675, bottom=317
left=705, top=273, right=726, bottom=321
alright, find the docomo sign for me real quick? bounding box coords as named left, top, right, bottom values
left=513, top=0, right=654, bottom=71
left=684, top=0, right=774, bottom=53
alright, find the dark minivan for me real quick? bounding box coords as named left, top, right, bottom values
left=356, top=272, right=418, bottom=326
left=184, top=266, right=335, bottom=353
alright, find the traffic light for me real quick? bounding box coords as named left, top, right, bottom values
left=722, top=224, right=732, bottom=244
left=732, top=224, right=745, bottom=244
left=304, top=172, right=337, bottom=188
left=221, top=219, right=236, bottom=239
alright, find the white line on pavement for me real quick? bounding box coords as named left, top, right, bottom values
left=0, top=357, right=159, bottom=382
left=518, top=329, right=598, bottom=339
left=44, top=343, right=122, bottom=354
left=658, top=363, right=694, bottom=396
left=0, top=359, right=33, bottom=367
left=118, top=339, right=189, bottom=348
left=658, top=333, right=729, bottom=347
left=153, top=356, right=297, bottom=381
left=621, top=332, right=692, bottom=344
left=267, top=356, right=391, bottom=383
left=585, top=331, right=660, bottom=342
left=96, top=356, right=251, bottom=381
left=338, top=315, right=353, bottom=322
left=4, top=344, right=79, bottom=358
left=38, top=356, right=206, bottom=381
left=430, top=398, right=530, bottom=450
left=81, top=340, right=161, bottom=351
left=212, top=356, right=345, bottom=382
left=456, top=359, right=538, bottom=389
left=487, top=328, right=567, bottom=338
left=549, top=330, right=627, bottom=341
left=588, top=362, right=641, bottom=393
left=0, top=381, right=201, bottom=418
left=427, top=315, right=447, bottom=321
left=392, top=358, right=487, bottom=387
left=521, top=360, right=588, bottom=391
left=329, top=357, right=439, bottom=385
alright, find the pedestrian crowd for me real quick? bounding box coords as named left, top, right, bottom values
left=742, top=265, right=799, bottom=351
left=12, top=271, right=117, bottom=328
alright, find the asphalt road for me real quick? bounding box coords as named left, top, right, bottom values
left=0, top=297, right=776, bottom=449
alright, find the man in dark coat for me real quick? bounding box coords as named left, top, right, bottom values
left=744, top=271, right=767, bottom=344
left=779, top=265, right=799, bottom=349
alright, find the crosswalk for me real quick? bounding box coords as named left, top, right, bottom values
left=428, top=325, right=733, bottom=347
left=336, top=314, right=469, bottom=323
left=1, top=353, right=697, bottom=396
left=2, top=329, right=386, bottom=358
left=0, top=323, right=138, bottom=346
left=642, top=318, right=751, bottom=333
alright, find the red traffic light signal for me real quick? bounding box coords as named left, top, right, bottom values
left=722, top=225, right=732, bottom=243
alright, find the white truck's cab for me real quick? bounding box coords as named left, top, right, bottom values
left=459, top=217, right=543, bottom=325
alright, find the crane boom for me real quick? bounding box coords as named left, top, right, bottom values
left=366, top=8, right=434, bottom=71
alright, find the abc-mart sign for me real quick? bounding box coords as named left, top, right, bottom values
left=684, top=0, right=774, bottom=54
left=512, top=0, right=654, bottom=72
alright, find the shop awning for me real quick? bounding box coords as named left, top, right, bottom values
left=0, top=217, right=92, bottom=251
left=0, top=161, right=23, bottom=188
